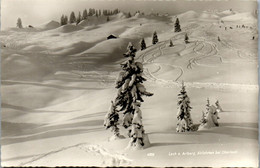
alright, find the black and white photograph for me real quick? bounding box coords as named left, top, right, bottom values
left=0, top=0, right=258, bottom=167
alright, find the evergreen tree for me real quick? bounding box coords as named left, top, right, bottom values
left=104, top=101, right=124, bottom=140
left=169, top=39, right=174, bottom=47
left=107, top=16, right=110, bottom=22
left=176, top=81, right=193, bottom=132
left=17, top=18, right=23, bottom=28
left=64, top=15, right=68, bottom=25
left=60, top=15, right=65, bottom=26
left=198, top=98, right=219, bottom=130
left=99, top=9, right=102, bottom=16
left=174, top=18, right=181, bottom=32
left=96, top=10, right=98, bottom=17
left=114, top=42, right=153, bottom=148
left=215, top=100, right=223, bottom=112
left=82, top=9, right=88, bottom=20
left=200, top=111, right=207, bottom=125
left=152, top=31, right=158, bottom=45
left=76, top=12, right=82, bottom=24
left=140, top=38, right=146, bottom=50
left=69, top=11, right=76, bottom=23
left=184, top=33, right=189, bottom=44
left=128, top=12, right=132, bottom=18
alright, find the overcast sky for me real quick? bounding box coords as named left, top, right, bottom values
left=1, top=0, right=257, bottom=29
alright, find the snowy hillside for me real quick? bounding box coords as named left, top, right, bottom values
left=1, top=10, right=258, bottom=167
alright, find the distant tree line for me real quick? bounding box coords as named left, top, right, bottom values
left=60, top=8, right=121, bottom=26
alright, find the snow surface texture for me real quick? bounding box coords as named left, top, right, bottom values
left=1, top=10, right=258, bottom=167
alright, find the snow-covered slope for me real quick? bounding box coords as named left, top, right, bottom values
left=38, top=20, right=60, bottom=30
left=221, top=12, right=257, bottom=23
left=0, top=10, right=258, bottom=167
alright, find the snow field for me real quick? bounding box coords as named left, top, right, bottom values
left=0, top=10, right=258, bottom=166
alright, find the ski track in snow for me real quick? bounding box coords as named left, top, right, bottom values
left=139, top=38, right=184, bottom=82
left=19, top=143, right=132, bottom=167
left=136, top=26, right=257, bottom=91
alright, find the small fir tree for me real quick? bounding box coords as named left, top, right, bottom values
left=140, top=38, right=146, bottom=50
left=107, top=16, right=110, bottom=22
left=76, top=12, right=82, bottom=25
left=104, top=101, right=125, bottom=140
left=17, top=18, right=23, bottom=28
left=198, top=98, right=219, bottom=130
left=176, top=81, right=193, bottom=132
left=60, top=15, right=65, bottom=26
left=152, top=31, right=158, bottom=45
left=215, top=100, right=223, bottom=112
left=169, top=39, right=174, bottom=47
left=64, top=16, right=68, bottom=25
left=200, top=111, right=207, bottom=125
left=128, top=12, right=132, bottom=18
left=69, top=11, right=76, bottom=23
left=184, top=33, right=189, bottom=44
left=175, top=18, right=181, bottom=32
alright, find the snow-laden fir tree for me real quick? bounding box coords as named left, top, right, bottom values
left=69, top=11, right=76, bottom=23
left=184, top=33, right=189, bottom=44
left=200, top=111, right=207, bottom=125
left=169, top=39, right=174, bottom=47
left=114, top=42, right=153, bottom=149
left=198, top=98, right=220, bottom=131
left=174, top=18, right=181, bottom=32
left=127, top=102, right=151, bottom=149
left=76, top=12, right=82, bottom=25
left=215, top=100, right=223, bottom=113
left=152, top=31, right=158, bottom=45
left=176, top=81, right=193, bottom=132
left=140, top=38, right=146, bottom=50
left=17, top=18, right=23, bottom=28
left=104, top=101, right=125, bottom=140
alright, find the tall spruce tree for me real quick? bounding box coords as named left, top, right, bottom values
left=152, top=31, right=158, bottom=45
left=17, top=18, right=23, bottom=28
left=176, top=81, right=193, bottom=132
left=112, top=42, right=153, bottom=148
left=175, top=18, right=181, bottom=32
left=69, top=11, right=76, bottom=23
left=140, top=38, right=146, bottom=50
